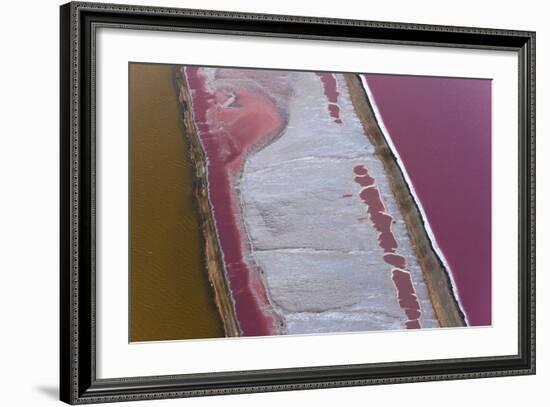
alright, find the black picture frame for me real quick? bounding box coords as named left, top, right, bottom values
left=60, top=1, right=536, bottom=404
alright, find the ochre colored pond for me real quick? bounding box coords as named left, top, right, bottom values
left=129, top=63, right=224, bottom=342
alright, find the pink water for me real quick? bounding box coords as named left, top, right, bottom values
left=365, top=74, right=492, bottom=326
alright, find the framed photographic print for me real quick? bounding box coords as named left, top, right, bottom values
left=60, top=1, right=536, bottom=404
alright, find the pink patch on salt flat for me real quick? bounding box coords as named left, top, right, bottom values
left=353, top=164, right=375, bottom=187
left=353, top=164, right=422, bottom=329
left=358, top=186, right=398, bottom=252
left=353, top=164, right=368, bottom=176
left=392, top=269, right=422, bottom=326
left=384, top=253, right=407, bottom=269
left=316, top=72, right=343, bottom=124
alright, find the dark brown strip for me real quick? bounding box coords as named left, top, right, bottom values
left=175, top=67, right=241, bottom=337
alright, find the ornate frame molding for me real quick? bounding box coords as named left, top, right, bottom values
left=60, top=2, right=535, bottom=404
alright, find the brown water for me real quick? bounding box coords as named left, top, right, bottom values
left=129, top=63, right=224, bottom=341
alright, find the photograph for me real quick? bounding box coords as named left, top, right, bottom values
left=129, top=63, right=492, bottom=342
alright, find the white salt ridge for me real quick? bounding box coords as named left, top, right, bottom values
left=239, top=72, right=439, bottom=334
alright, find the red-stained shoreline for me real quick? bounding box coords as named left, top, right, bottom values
left=184, top=67, right=284, bottom=336
left=353, top=164, right=422, bottom=329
